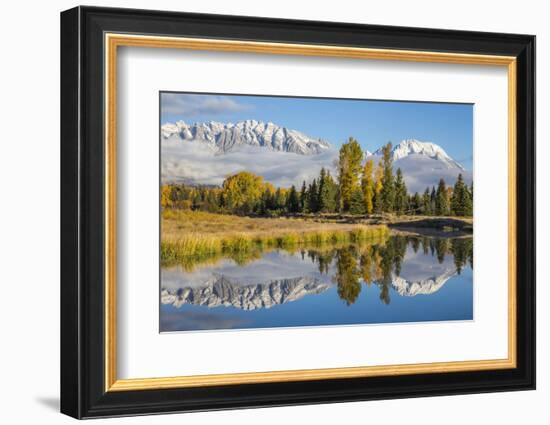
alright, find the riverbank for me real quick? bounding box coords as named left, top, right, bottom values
left=279, top=213, right=473, bottom=236
left=161, top=210, right=389, bottom=260
left=385, top=216, right=473, bottom=237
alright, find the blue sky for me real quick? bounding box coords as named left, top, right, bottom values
left=161, top=92, right=473, bottom=169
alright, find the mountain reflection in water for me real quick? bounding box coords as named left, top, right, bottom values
left=160, top=235, right=473, bottom=332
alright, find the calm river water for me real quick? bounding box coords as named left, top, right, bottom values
left=160, top=235, right=473, bottom=332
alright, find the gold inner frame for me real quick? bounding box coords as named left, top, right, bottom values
left=104, top=33, right=517, bottom=392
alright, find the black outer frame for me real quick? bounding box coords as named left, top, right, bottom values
left=60, top=5, right=536, bottom=419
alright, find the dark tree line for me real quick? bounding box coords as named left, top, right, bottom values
left=412, top=174, right=473, bottom=216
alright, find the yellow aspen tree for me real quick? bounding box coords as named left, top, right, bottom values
left=361, top=159, right=375, bottom=214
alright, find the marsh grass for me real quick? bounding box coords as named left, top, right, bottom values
left=162, top=233, right=388, bottom=272
left=161, top=210, right=389, bottom=265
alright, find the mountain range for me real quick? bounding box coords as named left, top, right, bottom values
left=370, top=139, right=465, bottom=170
left=161, top=119, right=471, bottom=192
left=162, top=119, right=330, bottom=155
left=160, top=269, right=456, bottom=311
left=161, top=275, right=331, bottom=311
left=391, top=268, right=457, bottom=297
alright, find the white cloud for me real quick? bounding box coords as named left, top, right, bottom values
left=161, top=251, right=332, bottom=290
left=161, top=138, right=338, bottom=188
left=392, top=155, right=472, bottom=193
left=162, top=139, right=471, bottom=192
left=161, top=93, right=253, bottom=117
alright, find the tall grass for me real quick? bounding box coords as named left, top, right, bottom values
left=161, top=224, right=389, bottom=263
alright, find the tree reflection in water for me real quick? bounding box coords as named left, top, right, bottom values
left=301, top=235, right=473, bottom=306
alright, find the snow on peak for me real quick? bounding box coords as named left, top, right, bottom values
left=371, top=139, right=465, bottom=171
left=161, top=120, right=331, bottom=155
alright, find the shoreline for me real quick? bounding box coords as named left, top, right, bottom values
left=288, top=213, right=473, bottom=236
left=161, top=224, right=389, bottom=261
left=388, top=227, right=472, bottom=238
left=161, top=210, right=472, bottom=261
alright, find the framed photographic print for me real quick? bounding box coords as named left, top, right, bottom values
left=60, top=6, right=536, bottom=419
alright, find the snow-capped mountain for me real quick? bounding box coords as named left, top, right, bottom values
left=161, top=275, right=330, bottom=310
left=161, top=119, right=470, bottom=191
left=390, top=268, right=456, bottom=297
left=368, top=139, right=471, bottom=192
left=161, top=119, right=331, bottom=155
left=371, top=139, right=465, bottom=171
left=160, top=269, right=455, bottom=311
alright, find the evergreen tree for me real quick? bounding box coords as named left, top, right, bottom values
left=329, top=171, right=339, bottom=212
left=450, top=174, right=473, bottom=217
left=422, top=187, right=432, bottom=215
left=379, top=142, right=395, bottom=212
left=317, top=168, right=327, bottom=212
left=393, top=168, right=408, bottom=215
left=435, top=178, right=449, bottom=215
left=446, top=186, right=453, bottom=213
left=349, top=189, right=366, bottom=215
left=286, top=185, right=300, bottom=213
left=318, top=168, right=327, bottom=189
left=259, top=187, right=274, bottom=214
left=463, top=185, right=473, bottom=216
left=273, top=188, right=285, bottom=211
left=299, top=180, right=307, bottom=212
left=307, top=179, right=319, bottom=213
left=318, top=168, right=337, bottom=213
left=411, top=192, right=422, bottom=215
left=430, top=186, right=437, bottom=214
left=361, top=159, right=375, bottom=214
left=451, top=173, right=465, bottom=215
left=337, top=137, right=363, bottom=212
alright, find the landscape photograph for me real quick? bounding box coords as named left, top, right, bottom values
left=159, top=92, right=474, bottom=332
